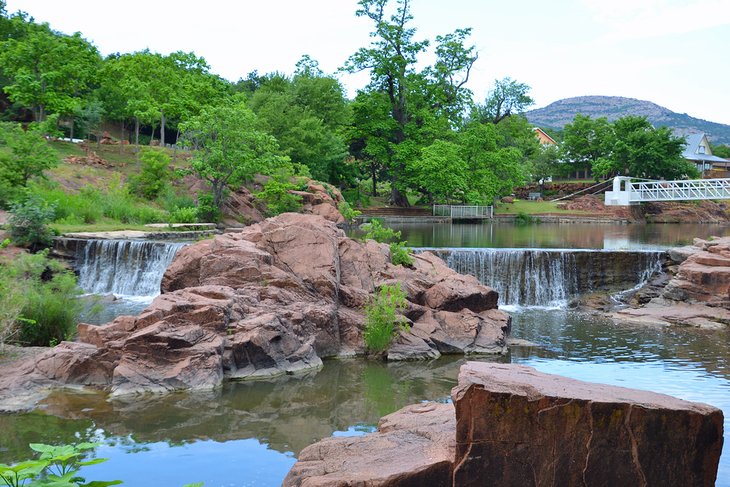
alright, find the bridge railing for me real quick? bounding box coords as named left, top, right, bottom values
left=433, top=205, right=493, bottom=218
left=629, top=178, right=730, bottom=202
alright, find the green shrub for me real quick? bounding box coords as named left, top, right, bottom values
left=169, top=207, right=199, bottom=224
left=8, top=195, right=56, bottom=249
left=1, top=251, right=82, bottom=347
left=129, top=149, right=172, bottom=199
left=514, top=211, right=540, bottom=225
left=255, top=178, right=303, bottom=216
left=158, top=187, right=196, bottom=214
left=338, top=201, right=361, bottom=224
left=389, top=242, right=414, bottom=267
left=362, top=218, right=400, bottom=243
left=362, top=219, right=413, bottom=266
left=196, top=193, right=221, bottom=223
left=341, top=188, right=370, bottom=208
left=363, top=283, right=409, bottom=354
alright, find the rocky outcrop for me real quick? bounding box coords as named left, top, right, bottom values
left=0, top=214, right=509, bottom=408
left=285, top=362, right=724, bottom=487
left=614, top=236, right=730, bottom=327
left=284, top=402, right=455, bottom=487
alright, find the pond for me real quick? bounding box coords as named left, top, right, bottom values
left=1, top=309, right=728, bottom=486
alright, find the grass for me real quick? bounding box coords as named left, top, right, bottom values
left=494, top=199, right=592, bottom=215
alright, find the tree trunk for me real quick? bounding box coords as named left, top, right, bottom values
left=69, top=119, right=74, bottom=141
left=390, top=185, right=410, bottom=207
left=134, top=117, right=140, bottom=146
left=39, top=105, right=46, bottom=122
left=371, top=163, right=377, bottom=196
left=120, top=124, right=125, bottom=154
left=173, top=127, right=180, bottom=162
left=160, top=110, right=166, bottom=147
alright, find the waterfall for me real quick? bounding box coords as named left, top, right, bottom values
left=422, top=248, right=665, bottom=307
left=74, top=239, right=187, bottom=297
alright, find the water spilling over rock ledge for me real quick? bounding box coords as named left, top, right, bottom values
left=0, top=214, right=510, bottom=410
left=284, top=362, right=724, bottom=487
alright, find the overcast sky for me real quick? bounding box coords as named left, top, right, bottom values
left=8, top=0, right=730, bottom=125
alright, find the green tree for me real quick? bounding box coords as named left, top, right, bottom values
left=593, top=116, right=699, bottom=180
left=408, top=139, right=466, bottom=203
left=711, top=144, right=730, bottom=159
left=248, top=64, right=350, bottom=184
left=181, top=101, right=288, bottom=209
left=458, top=122, right=528, bottom=203
left=472, top=77, right=534, bottom=124
left=129, top=148, right=171, bottom=199
left=0, top=21, right=100, bottom=123
left=560, top=114, right=613, bottom=177
left=531, top=144, right=561, bottom=189
left=343, top=0, right=476, bottom=206
left=0, top=123, right=57, bottom=206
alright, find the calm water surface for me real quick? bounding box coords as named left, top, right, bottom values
left=1, top=309, right=728, bottom=486
left=374, top=221, right=730, bottom=249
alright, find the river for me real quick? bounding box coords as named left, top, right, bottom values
left=1, top=222, right=728, bottom=486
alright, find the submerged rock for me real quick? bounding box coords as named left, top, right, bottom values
left=0, top=214, right=509, bottom=407
left=284, top=362, right=724, bottom=487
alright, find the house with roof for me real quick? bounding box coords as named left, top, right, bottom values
left=683, top=133, right=729, bottom=176
left=533, top=127, right=557, bottom=147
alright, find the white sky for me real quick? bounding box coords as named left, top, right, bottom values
left=8, top=0, right=730, bottom=125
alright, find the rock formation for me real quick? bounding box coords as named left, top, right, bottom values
left=615, top=236, right=730, bottom=328
left=0, top=214, right=509, bottom=410
left=284, top=362, right=724, bottom=487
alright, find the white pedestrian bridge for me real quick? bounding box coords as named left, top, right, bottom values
left=605, top=176, right=730, bottom=206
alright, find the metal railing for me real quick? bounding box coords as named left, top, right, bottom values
left=629, top=178, right=730, bottom=202
left=433, top=205, right=494, bottom=218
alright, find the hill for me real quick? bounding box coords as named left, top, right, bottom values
left=525, top=96, right=730, bottom=145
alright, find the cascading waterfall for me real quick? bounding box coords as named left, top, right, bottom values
left=422, top=248, right=665, bottom=307
left=75, top=239, right=187, bottom=297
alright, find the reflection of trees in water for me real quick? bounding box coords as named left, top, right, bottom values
left=378, top=222, right=730, bottom=249
left=2, top=358, right=472, bottom=461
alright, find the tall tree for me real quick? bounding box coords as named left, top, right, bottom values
left=471, top=77, right=534, bottom=124
left=560, top=114, right=613, bottom=177
left=593, top=116, right=699, bottom=180
left=343, top=0, right=476, bottom=206
left=0, top=21, right=100, bottom=123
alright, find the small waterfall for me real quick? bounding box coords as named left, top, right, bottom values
left=422, top=248, right=665, bottom=307
left=74, top=239, right=187, bottom=297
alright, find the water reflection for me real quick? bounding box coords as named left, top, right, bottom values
left=0, top=310, right=727, bottom=486
left=360, top=222, right=730, bottom=249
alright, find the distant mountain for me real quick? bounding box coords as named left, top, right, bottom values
left=525, top=96, right=730, bottom=146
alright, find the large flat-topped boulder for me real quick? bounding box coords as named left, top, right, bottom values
left=283, top=402, right=455, bottom=487
left=453, top=362, right=724, bottom=487
left=284, top=362, right=724, bottom=487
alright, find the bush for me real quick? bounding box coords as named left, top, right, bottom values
left=129, top=149, right=172, bottom=199
left=8, top=195, right=56, bottom=249
left=1, top=251, right=82, bottom=347
left=363, top=283, right=408, bottom=354
left=389, top=242, right=414, bottom=267
left=341, top=188, right=370, bottom=208
left=169, top=206, right=199, bottom=223
left=363, top=219, right=414, bottom=266
left=255, top=178, right=303, bottom=216
left=362, top=219, right=400, bottom=243
left=514, top=211, right=540, bottom=225
left=338, top=201, right=361, bottom=224
left=196, top=193, right=221, bottom=223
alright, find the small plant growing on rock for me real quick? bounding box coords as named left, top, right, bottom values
left=362, top=219, right=414, bottom=267
left=338, top=201, right=361, bottom=224
left=363, top=283, right=408, bottom=354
